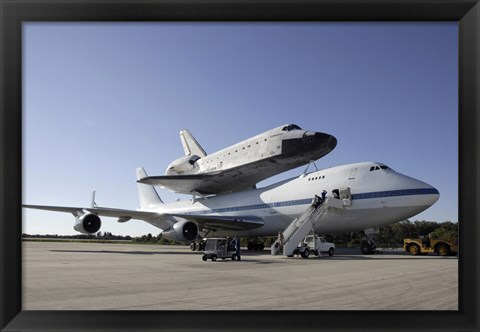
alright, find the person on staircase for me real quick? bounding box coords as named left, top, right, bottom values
left=312, top=194, right=321, bottom=209
left=320, top=190, right=327, bottom=205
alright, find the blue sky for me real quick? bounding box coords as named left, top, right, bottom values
left=23, top=22, right=458, bottom=236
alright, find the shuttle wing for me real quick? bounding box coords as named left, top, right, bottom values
left=138, top=170, right=255, bottom=195
left=138, top=162, right=281, bottom=195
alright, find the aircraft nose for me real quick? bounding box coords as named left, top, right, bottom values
left=400, top=174, right=440, bottom=207
left=425, top=185, right=440, bottom=206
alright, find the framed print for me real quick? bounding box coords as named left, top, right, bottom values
left=1, top=0, right=479, bottom=331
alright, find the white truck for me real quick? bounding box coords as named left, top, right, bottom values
left=292, top=234, right=335, bottom=258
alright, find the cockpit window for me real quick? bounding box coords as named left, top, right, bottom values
left=282, top=124, right=302, bottom=131
left=370, top=165, right=391, bottom=172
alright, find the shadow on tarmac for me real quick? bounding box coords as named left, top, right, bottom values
left=49, top=249, right=458, bottom=260
left=49, top=249, right=198, bottom=255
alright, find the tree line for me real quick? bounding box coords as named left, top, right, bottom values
left=23, top=220, right=457, bottom=248
left=322, top=220, right=458, bottom=248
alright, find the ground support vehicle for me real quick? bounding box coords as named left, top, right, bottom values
left=404, top=237, right=458, bottom=256
left=202, top=238, right=240, bottom=261
left=291, top=234, right=335, bottom=259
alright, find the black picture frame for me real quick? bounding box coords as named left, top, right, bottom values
left=1, top=1, right=478, bottom=331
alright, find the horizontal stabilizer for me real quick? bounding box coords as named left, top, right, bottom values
left=136, top=167, right=163, bottom=207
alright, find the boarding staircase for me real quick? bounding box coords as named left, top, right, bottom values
left=271, top=196, right=345, bottom=257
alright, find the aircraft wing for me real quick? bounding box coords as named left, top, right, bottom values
left=22, top=204, right=161, bottom=221
left=170, top=213, right=264, bottom=231
left=23, top=204, right=263, bottom=232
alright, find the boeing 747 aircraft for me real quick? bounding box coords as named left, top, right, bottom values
left=23, top=161, right=439, bottom=255
left=139, top=124, right=337, bottom=195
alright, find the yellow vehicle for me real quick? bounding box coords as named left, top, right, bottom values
left=404, top=236, right=458, bottom=256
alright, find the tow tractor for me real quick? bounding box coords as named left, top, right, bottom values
left=291, top=234, right=335, bottom=258
left=404, top=235, right=458, bottom=256
left=202, top=238, right=240, bottom=261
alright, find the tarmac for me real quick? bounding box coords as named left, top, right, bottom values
left=22, top=241, right=458, bottom=310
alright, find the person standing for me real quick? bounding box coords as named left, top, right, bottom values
left=277, top=231, right=285, bottom=251
left=235, top=237, right=241, bottom=260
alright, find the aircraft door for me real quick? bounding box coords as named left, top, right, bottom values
left=339, top=187, right=352, bottom=207
left=348, top=168, right=357, bottom=180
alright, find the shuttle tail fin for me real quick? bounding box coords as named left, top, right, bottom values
left=136, top=167, right=163, bottom=208
left=180, top=129, right=207, bottom=157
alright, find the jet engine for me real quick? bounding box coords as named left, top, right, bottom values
left=162, top=220, right=199, bottom=242
left=166, top=155, right=201, bottom=175
left=73, top=213, right=101, bottom=234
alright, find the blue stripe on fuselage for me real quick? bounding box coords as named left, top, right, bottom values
left=351, top=188, right=439, bottom=200
left=186, top=188, right=439, bottom=215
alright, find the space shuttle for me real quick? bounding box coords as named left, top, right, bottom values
left=139, top=124, right=337, bottom=195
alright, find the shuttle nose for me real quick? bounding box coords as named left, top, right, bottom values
left=313, top=132, right=337, bottom=151
left=281, top=130, right=337, bottom=159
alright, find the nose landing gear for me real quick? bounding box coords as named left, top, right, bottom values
left=360, top=238, right=377, bottom=255
left=360, top=228, right=378, bottom=255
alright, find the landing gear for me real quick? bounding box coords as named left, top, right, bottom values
left=247, top=238, right=265, bottom=251
left=190, top=240, right=205, bottom=251
left=360, top=239, right=376, bottom=255
left=360, top=228, right=378, bottom=255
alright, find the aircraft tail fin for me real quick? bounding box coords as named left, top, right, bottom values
left=136, top=167, right=163, bottom=208
left=180, top=129, right=207, bottom=157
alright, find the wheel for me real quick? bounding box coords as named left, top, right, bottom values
left=190, top=242, right=196, bottom=251
left=436, top=243, right=450, bottom=256
left=301, top=248, right=310, bottom=259
left=211, top=255, right=217, bottom=261
left=252, top=243, right=259, bottom=251
left=328, top=248, right=334, bottom=257
left=314, top=250, right=319, bottom=256
left=202, top=255, right=207, bottom=261
left=360, top=241, right=372, bottom=255
left=258, top=243, right=265, bottom=251
left=408, top=244, right=421, bottom=255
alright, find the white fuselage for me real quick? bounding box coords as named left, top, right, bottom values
left=144, top=161, right=440, bottom=237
